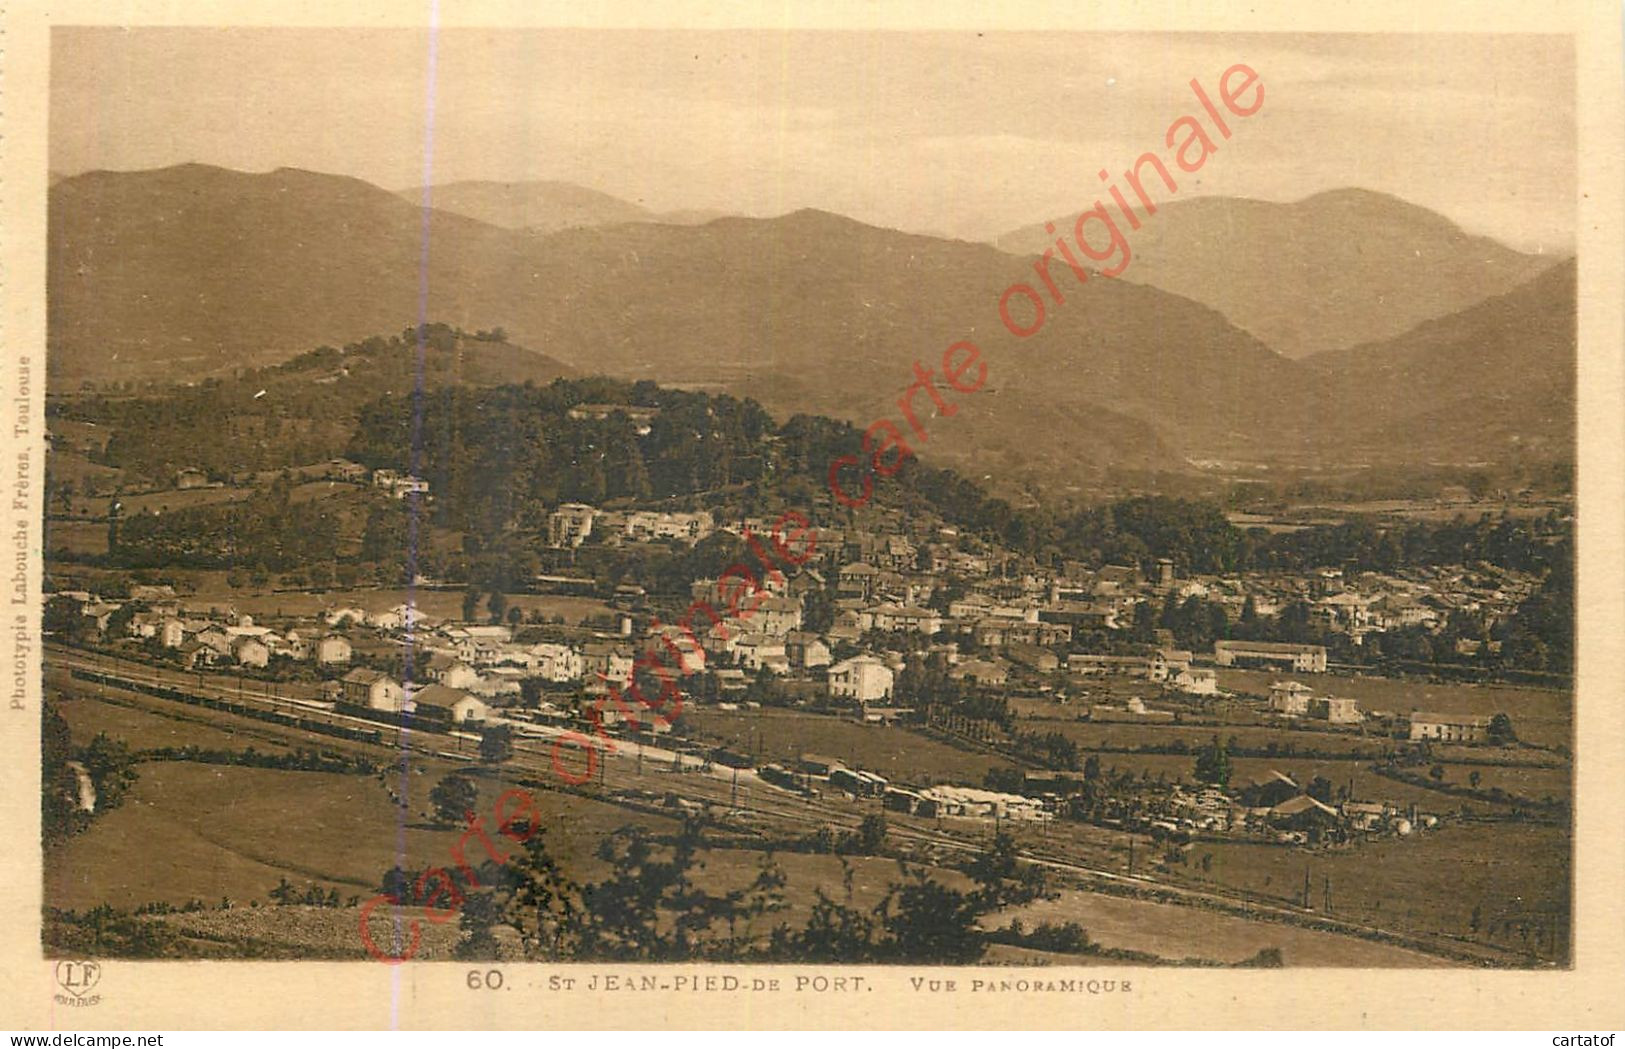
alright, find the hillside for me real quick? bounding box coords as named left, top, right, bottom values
left=995, top=190, right=1557, bottom=359
left=1305, top=258, right=1576, bottom=465
left=49, top=165, right=1320, bottom=488
left=47, top=165, right=1575, bottom=490
left=48, top=326, right=576, bottom=485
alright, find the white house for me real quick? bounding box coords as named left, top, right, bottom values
left=313, top=634, right=352, bottom=666
left=827, top=655, right=895, bottom=703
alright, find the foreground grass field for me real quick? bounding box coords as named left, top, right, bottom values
left=683, top=709, right=1006, bottom=786
left=44, top=760, right=673, bottom=913
left=1159, top=822, right=1569, bottom=964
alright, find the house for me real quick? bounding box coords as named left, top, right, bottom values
left=231, top=636, right=270, bottom=668
left=324, top=459, right=370, bottom=483
left=826, top=608, right=865, bottom=643
left=1408, top=712, right=1490, bottom=743
left=1094, top=564, right=1142, bottom=594
left=581, top=642, right=635, bottom=685
left=1268, top=680, right=1315, bottom=715
left=975, top=617, right=1072, bottom=647
left=784, top=632, right=832, bottom=671
left=1309, top=695, right=1363, bottom=724
left=1004, top=643, right=1059, bottom=674
left=1148, top=649, right=1194, bottom=681
left=836, top=563, right=882, bottom=602
left=157, top=617, right=187, bottom=649
left=1173, top=667, right=1218, bottom=695
left=531, top=642, right=585, bottom=682
left=1214, top=640, right=1327, bottom=673
left=547, top=503, right=597, bottom=548
left=326, top=606, right=368, bottom=628
left=410, top=684, right=488, bottom=725
left=427, top=654, right=480, bottom=689
left=129, top=584, right=178, bottom=605
left=1067, top=653, right=1150, bottom=676
left=827, top=655, right=894, bottom=703
left=1268, top=793, right=1341, bottom=829
left=733, top=634, right=789, bottom=674
left=867, top=604, right=941, bottom=635
left=313, top=634, right=352, bottom=666
left=176, top=640, right=216, bottom=668
left=193, top=627, right=234, bottom=660
left=341, top=668, right=406, bottom=712
left=950, top=658, right=1009, bottom=687
left=1342, top=801, right=1391, bottom=831
left=752, top=596, right=804, bottom=637
left=175, top=467, right=210, bottom=489
left=1039, top=600, right=1122, bottom=632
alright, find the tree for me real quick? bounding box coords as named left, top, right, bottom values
left=877, top=875, right=985, bottom=964
left=487, top=590, right=508, bottom=625
left=1306, top=776, right=1335, bottom=803
left=1193, top=735, right=1232, bottom=787
left=1428, top=764, right=1446, bottom=782
left=853, top=814, right=888, bottom=856
left=461, top=587, right=482, bottom=622
left=479, top=724, right=515, bottom=764
left=429, top=774, right=479, bottom=826
left=78, top=733, right=138, bottom=812
left=1487, top=713, right=1518, bottom=746
left=964, top=831, right=1050, bottom=911
left=1468, top=770, right=1482, bottom=790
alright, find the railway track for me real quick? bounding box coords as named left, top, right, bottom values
left=46, top=644, right=1534, bottom=966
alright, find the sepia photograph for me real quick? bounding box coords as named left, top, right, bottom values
left=3, top=0, right=1623, bottom=1033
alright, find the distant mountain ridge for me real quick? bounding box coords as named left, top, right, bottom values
left=995, top=189, right=1559, bottom=360
left=400, top=179, right=728, bottom=233
left=47, top=164, right=1575, bottom=491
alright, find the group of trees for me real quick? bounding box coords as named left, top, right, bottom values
left=42, top=706, right=138, bottom=843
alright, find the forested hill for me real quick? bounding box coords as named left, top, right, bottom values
left=48, top=324, right=574, bottom=482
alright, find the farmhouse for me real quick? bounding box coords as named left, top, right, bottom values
left=1268, top=680, right=1315, bottom=714
left=1408, top=712, right=1490, bottom=743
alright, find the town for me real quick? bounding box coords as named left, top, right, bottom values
left=40, top=369, right=1573, bottom=966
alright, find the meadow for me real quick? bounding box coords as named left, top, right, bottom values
left=1160, top=821, right=1569, bottom=964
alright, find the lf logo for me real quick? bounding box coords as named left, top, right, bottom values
left=54, top=960, right=102, bottom=1002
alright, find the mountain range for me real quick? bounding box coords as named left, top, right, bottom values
left=397, top=180, right=728, bottom=234
left=994, top=190, right=1557, bottom=360
left=46, top=164, right=1575, bottom=494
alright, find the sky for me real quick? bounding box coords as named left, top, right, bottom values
left=50, top=28, right=1575, bottom=251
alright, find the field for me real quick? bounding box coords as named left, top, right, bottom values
left=43, top=520, right=109, bottom=557
left=43, top=760, right=676, bottom=913
left=684, top=708, right=1006, bottom=786
left=1213, top=667, right=1572, bottom=748
left=998, top=889, right=1451, bottom=967
left=55, top=691, right=285, bottom=752
left=1160, top=822, right=1569, bottom=963
left=1069, top=750, right=1537, bottom=815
